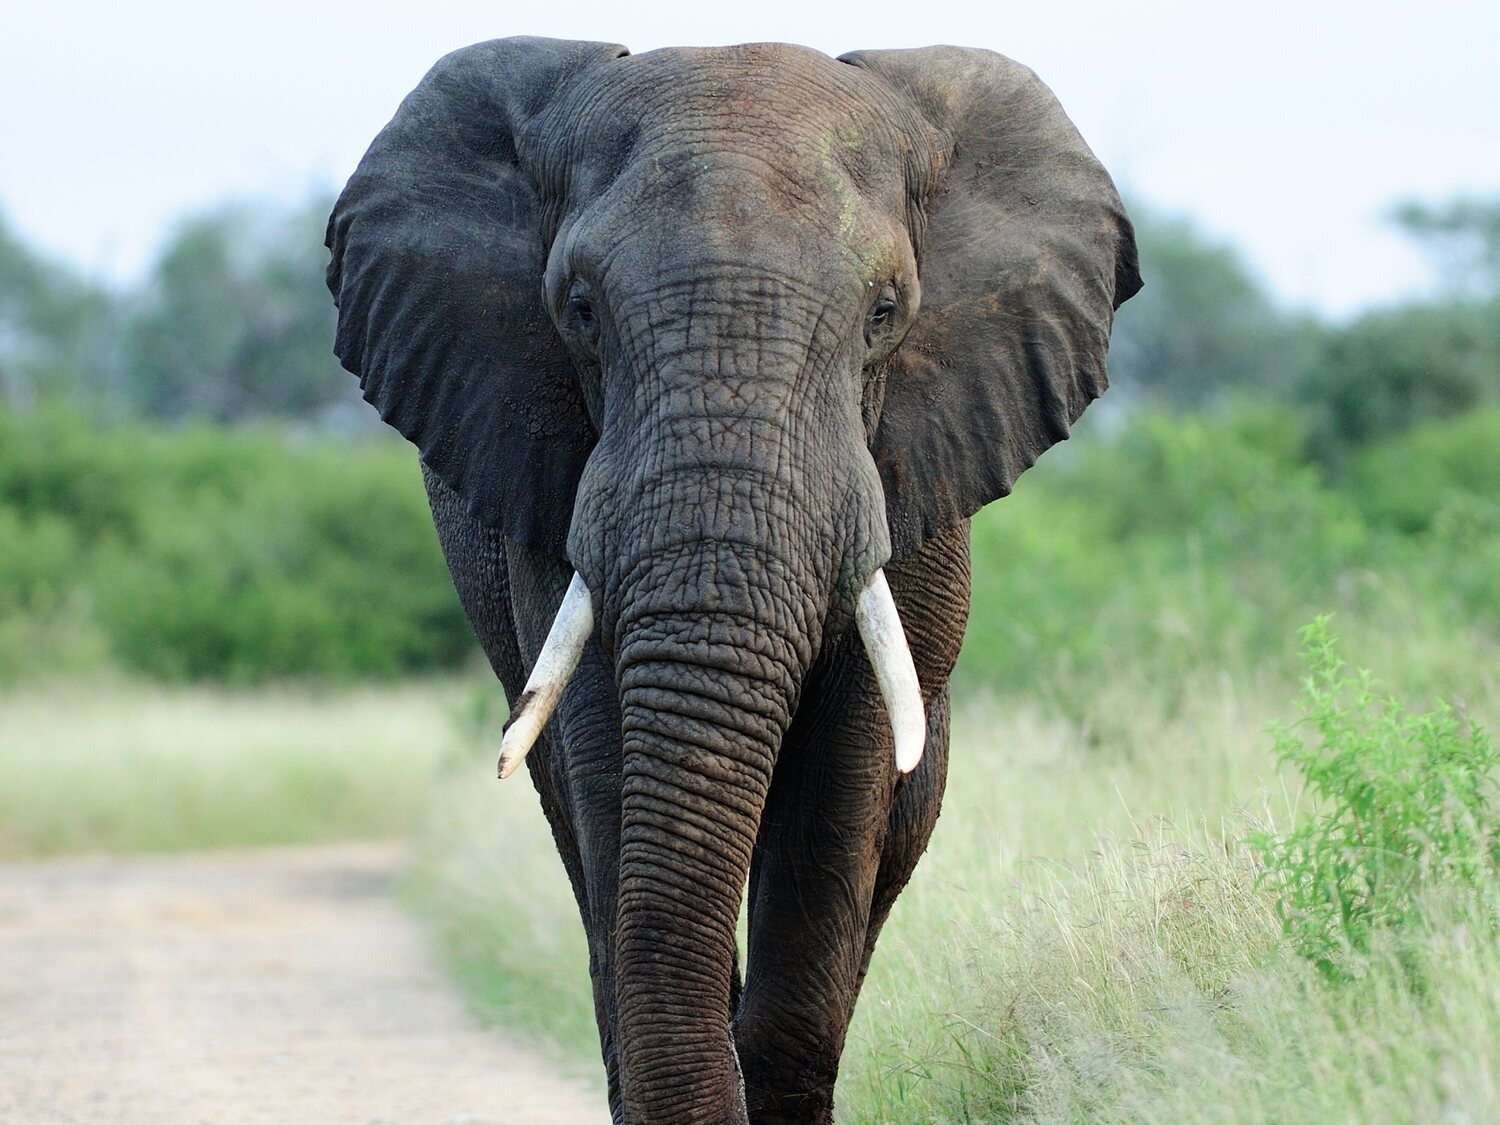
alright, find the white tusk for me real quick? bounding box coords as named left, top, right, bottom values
left=855, top=569, right=926, bottom=774
left=498, top=572, right=595, bottom=780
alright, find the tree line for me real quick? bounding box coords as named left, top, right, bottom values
left=0, top=196, right=367, bottom=430
left=2, top=192, right=1497, bottom=451
left=0, top=191, right=1496, bottom=685
left=1110, top=197, right=1500, bottom=460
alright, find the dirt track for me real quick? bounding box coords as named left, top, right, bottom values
left=0, top=843, right=607, bottom=1124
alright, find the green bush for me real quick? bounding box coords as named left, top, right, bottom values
left=0, top=404, right=473, bottom=682
left=1301, top=300, right=1500, bottom=458
left=963, top=401, right=1500, bottom=718
left=1345, top=409, right=1500, bottom=535
left=1252, top=617, right=1500, bottom=978
left=962, top=405, right=1369, bottom=705
left=7, top=397, right=1500, bottom=691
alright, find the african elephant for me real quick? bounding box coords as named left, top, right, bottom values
left=326, top=36, right=1139, bottom=1123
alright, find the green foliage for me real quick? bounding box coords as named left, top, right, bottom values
left=962, top=400, right=1500, bottom=722
left=1345, top=407, right=1500, bottom=534
left=1301, top=299, right=1500, bottom=456
left=1293, top=193, right=1500, bottom=457
left=962, top=404, right=1368, bottom=708
left=8, top=394, right=1500, bottom=698
left=119, top=197, right=360, bottom=423
left=0, top=404, right=472, bottom=682
left=1252, top=617, right=1500, bottom=978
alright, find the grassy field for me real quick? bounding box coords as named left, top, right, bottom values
left=406, top=642, right=1500, bottom=1122
left=6, top=641, right=1498, bottom=1120
left=0, top=677, right=469, bottom=856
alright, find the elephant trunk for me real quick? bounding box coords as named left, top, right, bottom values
left=610, top=546, right=809, bottom=1123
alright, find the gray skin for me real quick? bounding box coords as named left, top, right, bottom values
left=327, top=37, right=1139, bottom=1124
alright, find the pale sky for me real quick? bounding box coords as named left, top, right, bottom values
left=2, top=0, right=1496, bottom=317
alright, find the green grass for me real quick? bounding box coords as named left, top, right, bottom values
left=406, top=651, right=1500, bottom=1122
left=0, top=677, right=469, bottom=856
left=404, top=746, right=600, bottom=1074
left=7, top=643, right=1497, bottom=1119
left=838, top=663, right=1500, bottom=1123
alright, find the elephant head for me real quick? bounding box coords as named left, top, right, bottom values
left=328, top=37, right=1137, bottom=1121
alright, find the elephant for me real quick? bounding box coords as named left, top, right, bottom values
left=326, top=36, right=1139, bottom=1124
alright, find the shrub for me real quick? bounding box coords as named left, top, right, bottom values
left=962, top=405, right=1369, bottom=706
left=1345, top=408, right=1500, bottom=536
left=0, top=405, right=474, bottom=682
left=1252, top=617, right=1500, bottom=978
left=1301, top=300, right=1500, bottom=457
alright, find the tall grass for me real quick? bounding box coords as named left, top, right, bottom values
left=404, top=747, right=600, bottom=1075
left=839, top=658, right=1500, bottom=1122
left=406, top=644, right=1500, bottom=1121
left=848, top=818, right=1500, bottom=1122
left=402, top=669, right=1283, bottom=1097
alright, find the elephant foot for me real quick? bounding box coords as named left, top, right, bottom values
left=744, top=1087, right=835, bottom=1125
left=740, top=1046, right=838, bottom=1125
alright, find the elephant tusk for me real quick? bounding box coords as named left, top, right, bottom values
left=498, top=571, right=595, bottom=780
left=855, top=569, right=926, bottom=774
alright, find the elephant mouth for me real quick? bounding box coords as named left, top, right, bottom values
left=495, top=567, right=925, bottom=779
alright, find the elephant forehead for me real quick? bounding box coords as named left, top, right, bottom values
left=542, top=44, right=920, bottom=204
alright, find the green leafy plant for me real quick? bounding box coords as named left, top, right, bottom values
left=1253, top=616, right=1500, bottom=978
left=0, top=404, right=474, bottom=682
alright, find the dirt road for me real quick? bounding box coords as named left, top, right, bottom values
left=0, top=843, right=608, bottom=1124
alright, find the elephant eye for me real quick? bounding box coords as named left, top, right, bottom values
left=564, top=278, right=600, bottom=351
left=568, top=285, right=596, bottom=326
left=866, top=293, right=901, bottom=349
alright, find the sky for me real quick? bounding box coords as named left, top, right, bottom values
left=2, top=0, right=1496, bottom=318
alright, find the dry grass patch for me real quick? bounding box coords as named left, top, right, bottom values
left=0, top=677, right=467, bottom=856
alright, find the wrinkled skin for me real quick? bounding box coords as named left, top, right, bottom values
left=328, top=37, right=1139, bottom=1124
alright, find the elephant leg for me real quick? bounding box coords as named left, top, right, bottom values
left=734, top=648, right=894, bottom=1125
left=734, top=686, right=949, bottom=1125
left=734, top=524, right=969, bottom=1122
left=729, top=691, right=950, bottom=1125
left=857, top=686, right=951, bottom=986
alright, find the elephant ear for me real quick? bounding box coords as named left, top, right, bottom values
left=326, top=37, right=627, bottom=555
left=840, top=46, right=1142, bottom=554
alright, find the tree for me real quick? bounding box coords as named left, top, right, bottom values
left=1302, top=196, right=1500, bottom=459
left=1392, top=196, right=1500, bottom=299
left=0, top=211, right=115, bottom=409
left=1302, top=301, right=1499, bottom=457
left=1106, top=204, right=1312, bottom=409
left=120, top=197, right=363, bottom=424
